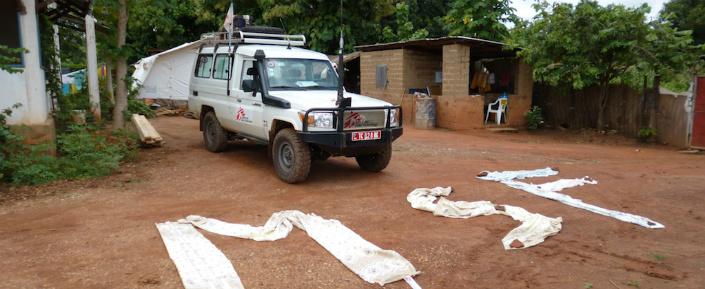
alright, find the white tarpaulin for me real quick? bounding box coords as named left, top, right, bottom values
left=157, top=211, right=420, bottom=289
left=185, top=211, right=419, bottom=286
left=407, top=187, right=562, bottom=249
left=132, top=41, right=202, bottom=100
left=478, top=168, right=665, bottom=229
left=156, top=222, right=245, bottom=289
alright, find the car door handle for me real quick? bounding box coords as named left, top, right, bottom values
left=192, top=90, right=198, bottom=96
left=253, top=103, right=262, bottom=107
left=236, top=99, right=242, bottom=103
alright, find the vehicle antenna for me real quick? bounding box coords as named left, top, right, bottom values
left=336, top=0, right=344, bottom=106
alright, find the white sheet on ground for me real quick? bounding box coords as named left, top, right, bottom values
left=156, top=222, right=245, bottom=289
left=478, top=167, right=665, bottom=229
left=407, top=187, right=562, bottom=249
left=185, top=211, right=419, bottom=286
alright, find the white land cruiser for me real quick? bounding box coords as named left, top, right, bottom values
left=189, top=27, right=403, bottom=183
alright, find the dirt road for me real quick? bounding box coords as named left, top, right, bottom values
left=1, top=116, right=704, bottom=289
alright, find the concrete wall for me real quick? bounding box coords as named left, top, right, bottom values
left=1, top=0, right=54, bottom=144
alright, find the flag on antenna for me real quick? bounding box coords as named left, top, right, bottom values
left=223, top=2, right=234, bottom=34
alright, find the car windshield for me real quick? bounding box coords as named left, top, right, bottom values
left=264, top=58, right=339, bottom=90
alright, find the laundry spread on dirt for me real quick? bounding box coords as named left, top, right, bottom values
left=407, top=187, right=562, bottom=249
left=157, top=211, right=420, bottom=289
left=156, top=222, right=245, bottom=289
left=477, top=167, right=665, bottom=229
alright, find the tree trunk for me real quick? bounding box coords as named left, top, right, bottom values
left=597, top=83, right=609, bottom=130
left=106, top=61, right=115, bottom=105
left=648, top=75, right=661, bottom=129
left=639, top=76, right=648, bottom=128
left=112, top=0, right=128, bottom=128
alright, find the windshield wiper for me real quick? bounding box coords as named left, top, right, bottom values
left=269, top=85, right=299, bottom=89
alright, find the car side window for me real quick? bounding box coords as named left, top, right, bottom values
left=240, top=60, right=254, bottom=91
left=194, top=54, right=214, bottom=78
left=213, top=54, right=230, bottom=80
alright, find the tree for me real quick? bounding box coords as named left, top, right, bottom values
left=443, top=0, right=517, bottom=41
left=508, top=1, right=650, bottom=129
left=113, top=0, right=129, bottom=128
left=661, top=0, right=705, bottom=44
left=382, top=2, right=428, bottom=42
left=257, top=0, right=395, bottom=54
left=633, top=20, right=703, bottom=128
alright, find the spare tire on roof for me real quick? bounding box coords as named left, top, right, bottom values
left=240, top=26, right=286, bottom=35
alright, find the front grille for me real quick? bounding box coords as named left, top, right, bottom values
left=342, top=110, right=386, bottom=130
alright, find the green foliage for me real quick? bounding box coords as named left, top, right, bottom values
left=0, top=45, right=26, bottom=73
left=382, top=2, right=429, bottom=42
left=638, top=127, right=657, bottom=142
left=1, top=124, right=139, bottom=185
left=627, top=280, right=640, bottom=288
left=583, top=283, right=593, bottom=289
left=126, top=97, right=156, bottom=119
left=650, top=252, right=666, bottom=261
left=443, top=0, right=516, bottom=41
left=525, top=106, right=544, bottom=130
left=508, top=1, right=650, bottom=90
left=258, top=0, right=395, bottom=54
left=661, top=0, right=705, bottom=44
left=40, top=16, right=63, bottom=103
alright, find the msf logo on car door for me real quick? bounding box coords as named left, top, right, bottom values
left=235, top=106, right=252, bottom=123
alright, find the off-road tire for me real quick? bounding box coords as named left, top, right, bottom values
left=355, top=145, right=392, bottom=172
left=240, top=26, right=286, bottom=35
left=272, top=128, right=311, bottom=183
left=202, top=111, right=228, bottom=152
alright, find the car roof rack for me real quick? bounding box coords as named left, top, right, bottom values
left=200, top=31, right=306, bottom=47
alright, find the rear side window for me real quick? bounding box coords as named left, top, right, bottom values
left=194, top=54, right=214, bottom=78
left=240, top=60, right=254, bottom=88
left=213, top=54, right=231, bottom=80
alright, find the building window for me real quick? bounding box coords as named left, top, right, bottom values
left=375, top=64, right=388, bottom=89
left=212, top=54, right=231, bottom=80
left=194, top=54, right=214, bottom=78
left=0, top=0, right=23, bottom=66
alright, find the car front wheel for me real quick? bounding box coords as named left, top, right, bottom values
left=272, top=128, right=311, bottom=183
left=355, top=145, right=392, bottom=172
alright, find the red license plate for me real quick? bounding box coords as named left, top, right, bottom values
left=351, top=130, right=382, bottom=141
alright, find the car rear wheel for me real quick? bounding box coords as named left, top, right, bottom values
left=272, top=128, right=311, bottom=183
left=355, top=145, right=392, bottom=172
left=202, top=111, right=227, bottom=152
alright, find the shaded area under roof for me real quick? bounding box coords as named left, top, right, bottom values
left=356, top=36, right=518, bottom=58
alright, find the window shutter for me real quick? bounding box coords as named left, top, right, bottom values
left=375, top=64, right=388, bottom=89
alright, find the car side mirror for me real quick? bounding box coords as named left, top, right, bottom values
left=246, top=67, right=258, bottom=76
left=242, top=79, right=255, bottom=92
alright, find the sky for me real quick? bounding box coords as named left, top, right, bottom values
left=511, top=0, right=667, bottom=21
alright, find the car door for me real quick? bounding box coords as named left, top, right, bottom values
left=233, top=58, right=265, bottom=139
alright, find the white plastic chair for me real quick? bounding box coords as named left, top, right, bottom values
left=485, top=97, right=508, bottom=125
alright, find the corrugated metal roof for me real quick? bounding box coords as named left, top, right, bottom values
left=355, top=36, right=515, bottom=55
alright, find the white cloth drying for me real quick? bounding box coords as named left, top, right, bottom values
left=184, top=211, right=419, bottom=286
left=407, top=187, right=562, bottom=249
left=156, top=222, right=246, bottom=289
left=478, top=168, right=665, bottom=229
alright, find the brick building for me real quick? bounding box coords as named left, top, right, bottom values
left=356, top=37, right=534, bottom=130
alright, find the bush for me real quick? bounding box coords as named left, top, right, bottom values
left=1, top=116, right=140, bottom=185
left=125, top=97, right=156, bottom=119
left=638, top=127, right=657, bottom=143
left=525, top=106, right=544, bottom=130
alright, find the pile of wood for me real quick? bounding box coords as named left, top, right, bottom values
left=131, top=114, right=164, bottom=146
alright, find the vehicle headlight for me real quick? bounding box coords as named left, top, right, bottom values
left=389, top=108, right=400, bottom=127
left=306, top=112, right=334, bottom=129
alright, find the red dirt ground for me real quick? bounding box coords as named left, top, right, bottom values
left=1, top=116, right=704, bottom=289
